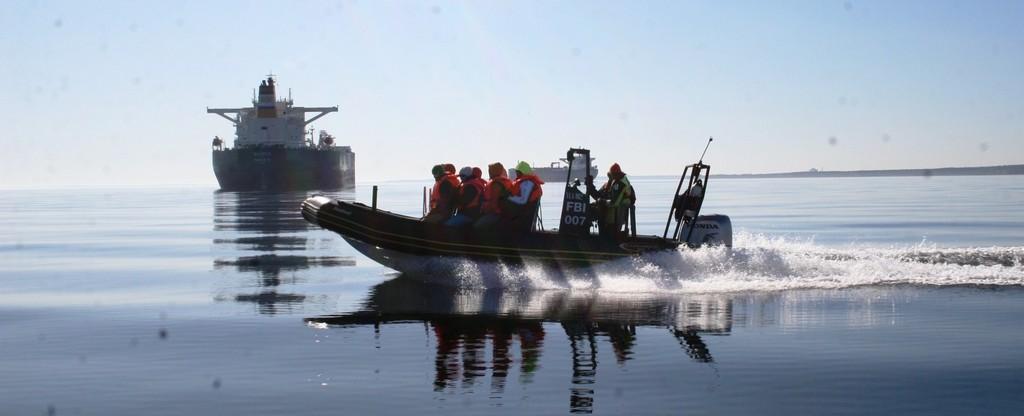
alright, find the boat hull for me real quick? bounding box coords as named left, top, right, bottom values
left=213, top=147, right=354, bottom=191
left=301, top=197, right=682, bottom=272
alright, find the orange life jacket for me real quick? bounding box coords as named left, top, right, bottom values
left=512, top=174, right=544, bottom=204
left=481, top=177, right=514, bottom=215
left=430, top=174, right=460, bottom=211
left=459, top=177, right=487, bottom=210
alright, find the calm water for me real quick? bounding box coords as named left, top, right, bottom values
left=1, top=176, right=1023, bottom=415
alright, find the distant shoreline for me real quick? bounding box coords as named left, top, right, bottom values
left=711, top=164, right=1024, bottom=179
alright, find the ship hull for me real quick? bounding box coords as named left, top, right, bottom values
left=213, top=147, right=354, bottom=191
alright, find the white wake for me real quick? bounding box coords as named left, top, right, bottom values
left=424, top=232, right=1024, bottom=293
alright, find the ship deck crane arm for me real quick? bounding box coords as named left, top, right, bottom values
left=299, top=106, right=339, bottom=126
left=206, top=108, right=243, bottom=124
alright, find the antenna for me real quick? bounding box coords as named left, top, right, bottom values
left=698, top=137, right=713, bottom=164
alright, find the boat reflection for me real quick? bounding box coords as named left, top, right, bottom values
left=212, top=191, right=355, bottom=314
left=307, top=277, right=733, bottom=413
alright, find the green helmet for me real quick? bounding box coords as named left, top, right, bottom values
left=515, top=161, right=532, bottom=175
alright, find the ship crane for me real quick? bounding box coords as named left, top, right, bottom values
left=206, top=106, right=338, bottom=126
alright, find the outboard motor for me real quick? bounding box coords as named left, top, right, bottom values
left=678, top=214, right=733, bottom=247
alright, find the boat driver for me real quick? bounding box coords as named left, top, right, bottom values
left=585, top=163, right=635, bottom=237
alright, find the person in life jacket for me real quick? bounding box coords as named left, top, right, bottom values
left=505, top=161, right=545, bottom=231
left=444, top=166, right=487, bottom=227
left=443, top=163, right=456, bottom=175
left=473, top=162, right=516, bottom=230
left=424, top=164, right=461, bottom=224
left=585, top=163, right=636, bottom=237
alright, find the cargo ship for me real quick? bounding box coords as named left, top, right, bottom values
left=208, top=76, right=355, bottom=191
left=509, top=158, right=598, bottom=182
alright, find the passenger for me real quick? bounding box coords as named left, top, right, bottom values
left=473, top=163, right=515, bottom=230
left=444, top=167, right=487, bottom=227
left=424, top=164, right=460, bottom=224
left=586, top=163, right=635, bottom=237
left=444, top=163, right=456, bottom=175
left=506, top=161, right=545, bottom=231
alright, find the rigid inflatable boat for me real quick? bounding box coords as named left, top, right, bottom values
left=301, top=145, right=731, bottom=273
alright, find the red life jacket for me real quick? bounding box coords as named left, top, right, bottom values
left=512, top=174, right=544, bottom=204
left=460, top=177, right=487, bottom=210
left=430, top=174, right=460, bottom=210
left=481, top=177, right=514, bottom=214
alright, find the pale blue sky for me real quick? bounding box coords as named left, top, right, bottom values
left=2, top=0, right=1022, bottom=187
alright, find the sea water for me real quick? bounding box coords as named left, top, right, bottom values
left=1, top=176, right=1022, bottom=415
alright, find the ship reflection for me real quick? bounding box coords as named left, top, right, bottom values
left=307, top=277, right=733, bottom=413
left=212, top=191, right=355, bottom=314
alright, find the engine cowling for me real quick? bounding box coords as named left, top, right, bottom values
left=679, top=214, right=732, bottom=248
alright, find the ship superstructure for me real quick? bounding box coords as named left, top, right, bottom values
left=208, top=76, right=355, bottom=191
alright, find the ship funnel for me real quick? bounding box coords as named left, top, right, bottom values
left=257, top=76, right=277, bottom=118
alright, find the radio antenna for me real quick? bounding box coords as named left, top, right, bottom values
left=698, top=137, right=713, bottom=164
